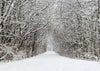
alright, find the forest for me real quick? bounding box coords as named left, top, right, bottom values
left=0, top=0, right=100, bottom=62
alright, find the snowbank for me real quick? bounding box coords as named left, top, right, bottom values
left=0, top=51, right=100, bottom=71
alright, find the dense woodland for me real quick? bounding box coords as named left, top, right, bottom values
left=0, top=0, right=100, bottom=62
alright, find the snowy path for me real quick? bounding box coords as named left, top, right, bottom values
left=0, top=51, right=100, bottom=71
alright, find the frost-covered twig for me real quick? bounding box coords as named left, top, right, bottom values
left=24, top=23, right=49, bottom=37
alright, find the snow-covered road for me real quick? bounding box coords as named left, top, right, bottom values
left=0, top=51, right=100, bottom=71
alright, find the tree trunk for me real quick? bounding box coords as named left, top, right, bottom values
left=98, top=0, right=100, bottom=19
left=31, top=31, right=37, bottom=56
left=0, top=0, right=5, bottom=43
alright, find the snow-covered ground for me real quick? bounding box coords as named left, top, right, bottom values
left=0, top=51, right=100, bottom=71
